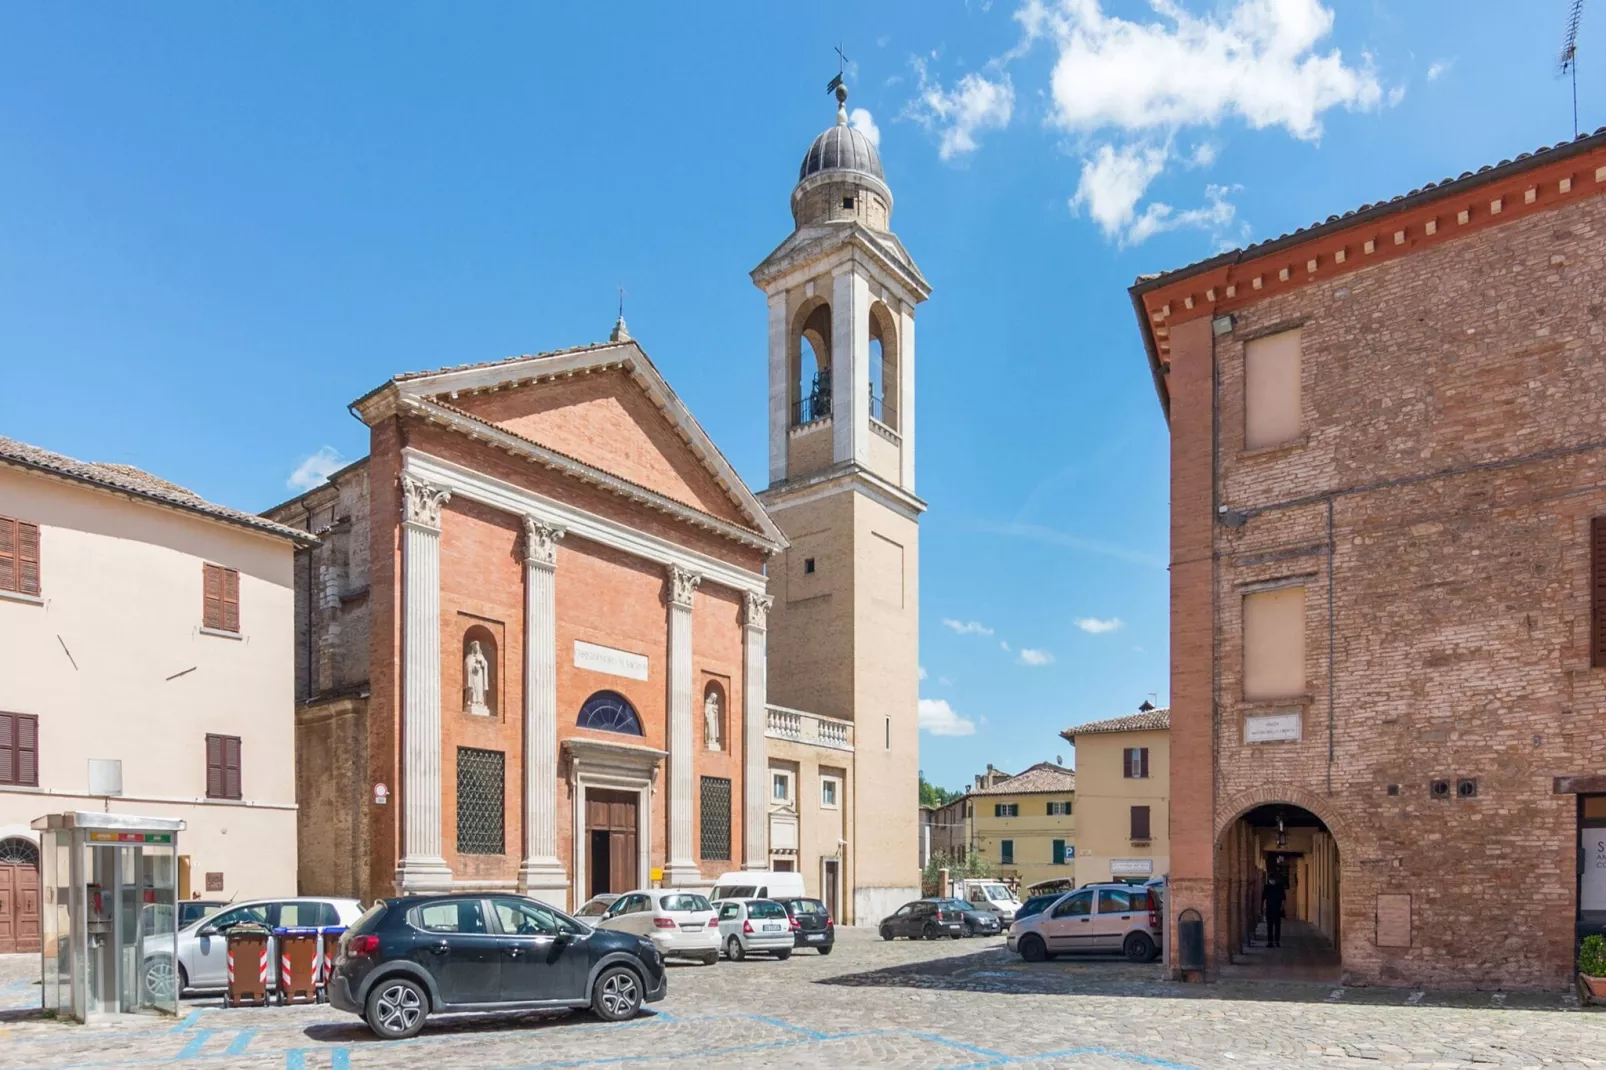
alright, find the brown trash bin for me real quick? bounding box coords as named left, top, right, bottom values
left=225, top=926, right=274, bottom=1008
left=277, top=929, right=321, bottom=1005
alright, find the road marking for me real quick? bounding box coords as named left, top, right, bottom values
left=169, top=1011, right=204, bottom=1033
left=175, top=1029, right=215, bottom=1059
left=223, top=1029, right=257, bottom=1057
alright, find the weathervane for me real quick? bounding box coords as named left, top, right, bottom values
left=826, top=43, right=849, bottom=94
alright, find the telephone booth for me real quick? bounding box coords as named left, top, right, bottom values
left=32, top=812, right=184, bottom=1022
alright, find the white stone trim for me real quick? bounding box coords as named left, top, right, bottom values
left=752, top=230, right=929, bottom=308
left=767, top=291, right=789, bottom=486
left=402, top=449, right=770, bottom=596
left=664, top=566, right=699, bottom=886
left=396, top=496, right=452, bottom=893
left=518, top=516, right=566, bottom=905
left=831, top=269, right=871, bottom=468
left=898, top=303, right=916, bottom=491
left=760, top=465, right=927, bottom=522
left=742, top=593, right=771, bottom=869
left=565, top=738, right=664, bottom=906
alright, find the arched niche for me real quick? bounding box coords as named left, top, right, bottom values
left=462, top=625, right=499, bottom=718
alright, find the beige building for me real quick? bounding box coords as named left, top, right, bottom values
left=964, top=762, right=1078, bottom=890
left=1061, top=704, right=1170, bottom=886
left=753, top=80, right=928, bottom=923
left=0, top=436, right=309, bottom=951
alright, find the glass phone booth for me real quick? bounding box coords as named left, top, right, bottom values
left=31, top=812, right=184, bottom=1022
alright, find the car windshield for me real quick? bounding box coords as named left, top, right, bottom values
left=660, top=894, right=712, bottom=913
left=783, top=899, right=828, bottom=915
left=577, top=898, right=615, bottom=917
left=747, top=901, right=786, bottom=919
left=1016, top=895, right=1060, bottom=919
left=712, top=885, right=759, bottom=900
left=982, top=884, right=1014, bottom=901
left=349, top=901, right=387, bottom=934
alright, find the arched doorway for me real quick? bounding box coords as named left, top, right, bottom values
left=1217, top=802, right=1341, bottom=982
left=0, top=836, right=41, bottom=954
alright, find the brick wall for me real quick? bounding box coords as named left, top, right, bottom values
left=1170, top=192, right=1606, bottom=989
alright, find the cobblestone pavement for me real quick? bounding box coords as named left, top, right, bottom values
left=1, top=932, right=1602, bottom=1070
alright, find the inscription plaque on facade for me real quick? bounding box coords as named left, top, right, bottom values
left=1110, top=858, right=1154, bottom=876
left=1244, top=711, right=1302, bottom=744
left=573, top=640, right=649, bottom=681
left=205, top=872, right=224, bottom=892
left=1375, top=892, right=1412, bottom=947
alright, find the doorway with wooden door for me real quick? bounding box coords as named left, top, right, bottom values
left=0, top=837, right=41, bottom=954
left=821, top=858, right=840, bottom=922
left=585, top=789, right=639, bottom=899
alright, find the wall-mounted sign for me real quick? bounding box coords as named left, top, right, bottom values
left=205, top=872, right=225, bottom=892
left=649, top=867, right=664, bottom=883
left=1110, top=859, right=1154, bottom=877
left=88, top=831, right=172, bottom=844
left=373, top=782, right=389, bottom=806
left=1245, top=712, right=1301, bottom=744
left=574, top=640, right=650, bottom=681
left=1581, top=829, right=1606, bottom=910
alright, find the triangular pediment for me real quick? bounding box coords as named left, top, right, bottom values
left=751, top=222, right=930, bottom=302
left=364, top=341, right=785, bottom=550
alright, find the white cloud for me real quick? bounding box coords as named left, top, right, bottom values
left=999, top=640, right=1011, bottom=652
left=918, top=665, right=929, bottom=680
left=1070, top=142, right=1168, bottom=237
left=919, top=698, right=978, bottom=736
left=1187, top=141, right=1218, bottom=168
left=907, top=59, right=1015, bottom=160
left=942, top=619, right=995, bottom=636
left=1125, top=183, right=1240, bottom=246
left=287, top=446, right=343, bottom=491
left=1076, top=616, right=1125, bottom=634
left=1017, top=647, right=1056, bottom=666
left=850, top=107, right=882, bottom=147
left=939, top=676, right=955, bottom=687
left=1426, top=59, right=1451, bottom=82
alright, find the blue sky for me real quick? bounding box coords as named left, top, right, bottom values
left=1, top=2, right=1596, bottom=791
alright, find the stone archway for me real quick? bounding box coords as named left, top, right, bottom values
left=1214, top=784, right=1353, bottom=848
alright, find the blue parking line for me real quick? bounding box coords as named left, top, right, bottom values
left=168, top=1011, right=204, bottom=1034
left=330, top=1050, right=349, bottom=1070
left=174, top=1030, right=214, bottom=1059
left=745, top=1014, right=827, bottom=1039
left=934, top=1046, right=1201, bottom=1070
left=284, top=1052, right=305, bottom=1070
left=222, top=1029, right=256, bottom=1057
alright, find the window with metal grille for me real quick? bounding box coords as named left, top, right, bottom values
left=699, top=776, right=731, bottom=861
left=577, top=691, right=643, bottom=735
left=456, top=747, right=505, bottom=855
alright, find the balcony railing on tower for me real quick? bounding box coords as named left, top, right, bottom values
left=765, top=704, right=854, bottom=751
left=791, top=370, right=833, bottom=426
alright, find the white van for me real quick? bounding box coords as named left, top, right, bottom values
left=709, top=870, right=807, bottom=902
left=952, top=879, right=1022, bottom=924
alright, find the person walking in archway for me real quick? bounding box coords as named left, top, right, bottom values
left=1261, top=872, right=1287, bottom=949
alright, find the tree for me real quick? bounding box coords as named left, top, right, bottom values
left=919, top=771, right=959, bottom=809
left=922, top=849, right=994, bottom=896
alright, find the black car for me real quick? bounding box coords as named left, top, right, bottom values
left=776, top=897, right=835, bottom=954
left=330, top=894, right=667, bottom=1039
left=932, top=897, right=1003, bottom=937
left=878, top=899, right=965, bottom=941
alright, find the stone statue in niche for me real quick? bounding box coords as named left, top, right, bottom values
left=464, top=640, right=491, bottom=717
left=704, top=689, right=722, bottom=751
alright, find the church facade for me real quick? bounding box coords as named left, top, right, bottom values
left=267, top=339, right=785, bottom=906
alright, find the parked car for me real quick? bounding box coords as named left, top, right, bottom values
left=714, top=898, right=794, bottom=961
left=932, top=897, right=1003, bottom=937
left=595, top=890, right=720, bottom=965
left=775, top=897, right=834, bottom=954
left=1013, top=893, right=1065, bottom=923
left=574, top=894, right=620, bottom=920
left=330, top=893, right=667, bottom=1039
left=952, top=879, right=1021, bottom=925
left=1007, top=883, right=1162, bottom=963
left=139, top=899, right=228, bottom=939
left=709, top=870, right=806, bottom=902
left=878, top=899, right=965, bottom=941
left=146, top=896, right=364, bottom=998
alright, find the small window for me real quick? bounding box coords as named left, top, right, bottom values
left=1130, top=805, right=1152, bottom=841
left=1123, top=748, right=1150, bottom=779
left=456, top=747, right=506, bottom=855
left=771, top=770, right=794, bottom=803
left=1099, top=888, right=1134, bottom=914
left=700, top=776, right=731, bottom=861
left=202, top=563, right=240, bottom=633
left=820, top=776, right=841, bottom=809
left=842, top=196, right=855, bottom=210
left=577, top=691, right=643, bottom=735
left=414, top=900, right=487, bottom=934
left=1244, top=327, right=1303, bottom=449
left=993, top=803, right=1018, bottom=818
left=1242, top=586, right=1306, bottom=699
left=1047, top=800, right=1072, bottom=816
left=1052, top=839, right=1067, bottom=865
left=0, top=516, right=41, bottom=596
left=804, top=557, right=816, bottom=574
left=205, top=734, right=241, bottom=800
left=885, top=716, right=891, bottom=750
left=1052, top=891, right=1093, bottom=918
left=1000, top=839, right=1014, bottom=864
left=0, top=713, right=39, bottom=787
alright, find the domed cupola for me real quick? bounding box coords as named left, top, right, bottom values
left=791, top=82, right=893, bottom=231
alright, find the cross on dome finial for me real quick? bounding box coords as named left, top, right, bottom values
left=828, top=45, right=850, bottom=125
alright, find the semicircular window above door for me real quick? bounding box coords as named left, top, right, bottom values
left=577, top=691, right=643, bottom=735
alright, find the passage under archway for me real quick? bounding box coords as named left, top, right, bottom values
left=1216, top=802, right=1341, bottom=982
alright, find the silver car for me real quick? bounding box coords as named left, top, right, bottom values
left=148, top=896, right=364, bottom=997
left=1007, top=883, right=1162, bottom=963
left=715, top=898, right=793, bottom=961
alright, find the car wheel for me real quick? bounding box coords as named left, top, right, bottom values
left=1124, top=931, right=1157, bottom=963
left=818, top=945, right=833, bottom=956
left=365, top=977, right=428, bottom=1040
left=142, top=955, right=177, bottom=1002
left=702, top=952, right=720, bottom=966
left=590, top=966, right=643, bottom=1021
left=880, top=926, right=894, bottom=941
left=922, top=922, right=938, bottom=941
left=179, top=964, right=190, bottom=996
left=726, top=936, right=746, bottom=962
left=774, top=949, right=792, bottom=961
left=961, top=920, right=974, bottom=938
left=1019, top=934, right=1048, bottom=963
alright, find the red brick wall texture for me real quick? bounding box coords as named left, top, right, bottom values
left=1167, top=191, right=1606, bottom=990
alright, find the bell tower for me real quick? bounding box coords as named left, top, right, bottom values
left=752, top=79, right=929, bottom=921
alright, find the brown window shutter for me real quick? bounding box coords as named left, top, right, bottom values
left=205, top=734, right=224, bottom=798
left=1594, top=517, right=1606, bottom=667
left=1140, top=748, right=1150, bottom=778
left=203, top=565, right=223, bottom=630
left=1131, top=805, right=1151, bottom=840
left=17, top=522, right=40, bottom=596
left=0, top=517, right=16, bottom=593
left=1121, top=748, right=1132, bottom=779
left=221, top=568, right=240, bottom=633
left=16, top=715, right=37, bottom=786
left=0, top=712, right=13, bottom=784
left=224, top=736, right=241, bottom=799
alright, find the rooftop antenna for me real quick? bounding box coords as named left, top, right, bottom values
left=609, top=284, right=631, bottom=343
left=1561, top=0, right=1587, bottom=139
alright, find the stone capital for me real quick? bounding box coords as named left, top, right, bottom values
left=522, top=515, right=566, bottom=568
left=399, top=474, right=451, bottom=531
left=666, top=565, right=702, bottom=610
left=743, top=591, right=774, bottom=631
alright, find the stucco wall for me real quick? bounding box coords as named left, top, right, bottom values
left=1070, top=730, right=1170, bottom=886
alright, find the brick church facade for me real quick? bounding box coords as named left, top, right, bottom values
left=1134, top=131, right=1606, bottom=989
left=268, top=338, right=785, bottom=907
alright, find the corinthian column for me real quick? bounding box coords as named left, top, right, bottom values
left=664, top=565, right=702, bottom=886
left=518, top=516, right=568, bottom=906
left=742, top=592, right=773, bottom=870
left=396, top=473, right=453, bottom=893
